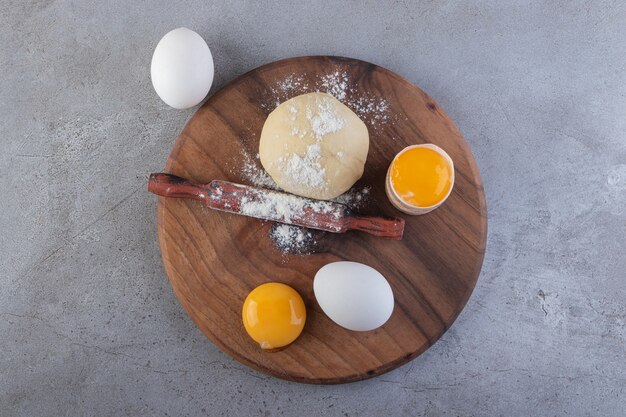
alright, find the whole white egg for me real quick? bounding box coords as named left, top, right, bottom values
left=151, top=28, right=214, bottom=109
left=313, top=261, right=394, bottom=331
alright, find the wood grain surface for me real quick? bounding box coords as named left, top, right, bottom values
left=156, top=56, right=487, bottom=384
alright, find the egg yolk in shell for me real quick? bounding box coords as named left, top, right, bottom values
left=390, top=147, right=452, bottom=207
left=242, top=282, right=306, bottom=350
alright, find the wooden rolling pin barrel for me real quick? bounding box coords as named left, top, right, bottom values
left=148, top=173, right=405, bottom=239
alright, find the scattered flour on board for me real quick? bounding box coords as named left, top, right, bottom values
left=320, top=71, right=349, bottom=101
left=270, top=224, right=316, bottom=254
left=264, top=74, right=311, bottom=109
left=277, top=74, right=308, bottom=91
left=331, top=185, right=371, bottom=210
left=350, top=96, right=390, bottom=125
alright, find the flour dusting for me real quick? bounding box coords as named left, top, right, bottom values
left=280, top=143, right=326, bottom=190
left=320, top=71, right=349, bottom=101
left=241, top=152, right=278, bottom=189
left=350, top=96, right=390, bottom=125
left=331, top=185, right=371, bottom=210
left=273, top=93, right=348, bottom=192
left=277, top=74, right=308, bottom=92
left=306, top=98, right=345, bottom=138
left=270, top=224, right=316, bottom=254
left=238, top=185, right=342, bottom=227
left=263, top=69, right=390, bottom=127
left=237, top=68, right=391, bottom=252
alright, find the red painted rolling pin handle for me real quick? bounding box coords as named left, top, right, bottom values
left=348, top=215, right=405, bottom=240
left=147, top=173, right=209, bottom=203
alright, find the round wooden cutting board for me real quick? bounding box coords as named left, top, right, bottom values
left=156, top=56, right=487, bottom=384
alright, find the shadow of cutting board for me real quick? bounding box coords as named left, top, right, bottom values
left=156, top=56, right=487, bottom=384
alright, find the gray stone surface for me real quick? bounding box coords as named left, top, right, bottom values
left=1, top=0, right=625, bottom=415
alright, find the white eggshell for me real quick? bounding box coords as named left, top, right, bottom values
left=313, top=261, right=394, bottom=331
left=151, top=28, right=214, bottom=109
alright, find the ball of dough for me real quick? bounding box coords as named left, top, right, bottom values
left=259, top=92, right=369, bottom=200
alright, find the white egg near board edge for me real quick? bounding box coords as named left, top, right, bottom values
left=313, top=261, right=395, bottom=332
left=151, top=28, right=214, bottom=109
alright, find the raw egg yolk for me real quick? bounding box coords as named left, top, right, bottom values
left=242, top=282, right=306, bottom=350
left=390, top=147, right=452, bottom=207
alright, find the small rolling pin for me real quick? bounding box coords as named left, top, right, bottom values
left=148, top=173, right=404, bottom=239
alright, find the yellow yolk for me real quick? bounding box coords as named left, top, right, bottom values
left=242, top=282, right=306, bottom=350
left=390, top=147, right=452, bottom=207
